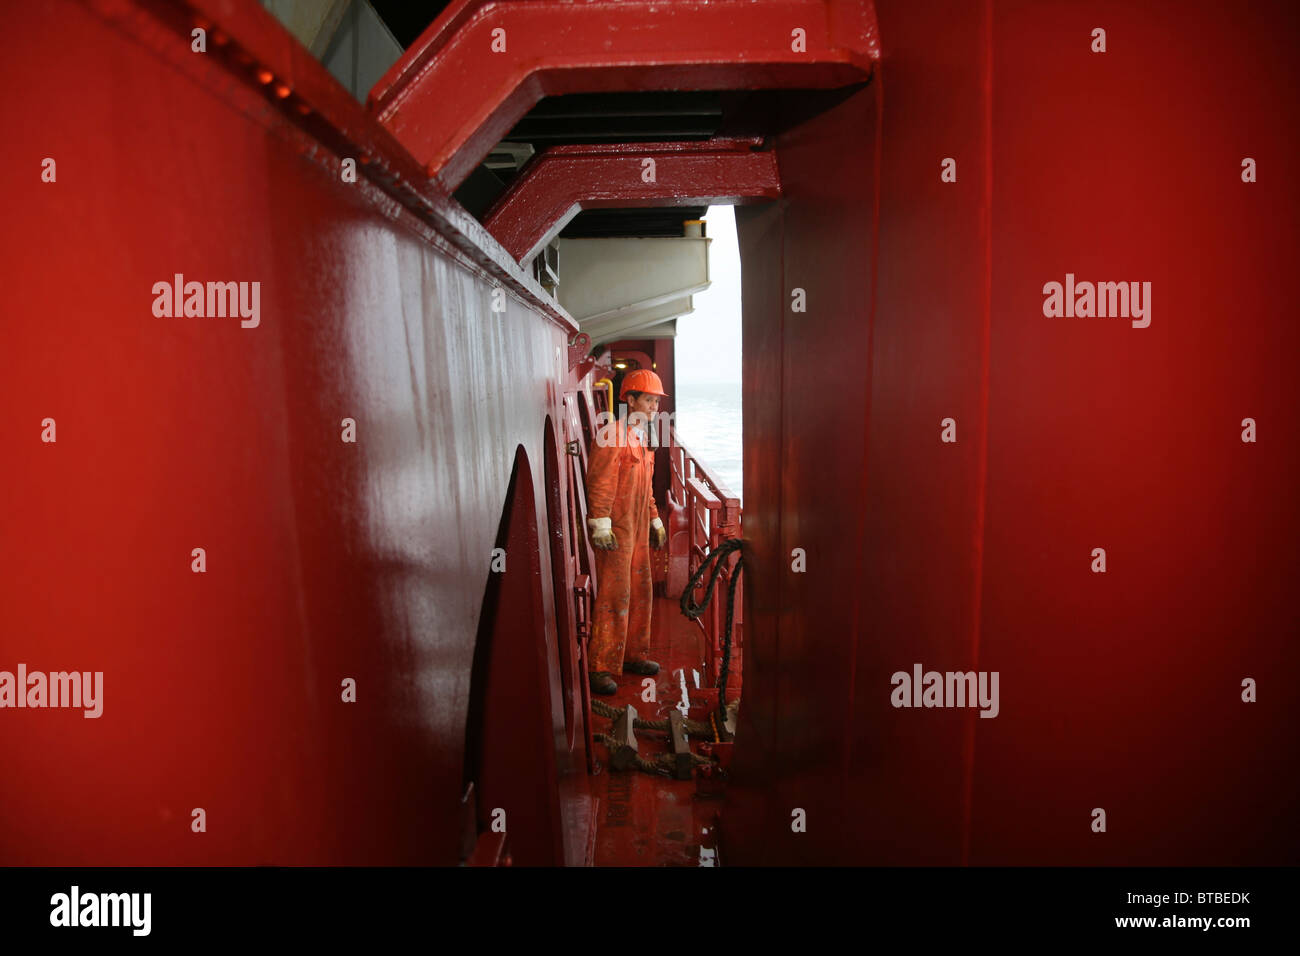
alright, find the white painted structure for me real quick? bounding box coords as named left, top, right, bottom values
left=556, top=236, right=711, bottom=345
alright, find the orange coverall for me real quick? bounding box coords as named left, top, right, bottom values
left=587, top=419, right=659, bottom=675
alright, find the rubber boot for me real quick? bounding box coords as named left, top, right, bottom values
left=622, top=659, right=659, bottom=676
left=589, top=671, right=618, bottom=695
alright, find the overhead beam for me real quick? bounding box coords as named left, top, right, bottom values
left=487, top=139, right=779, bottom=263
left=367, top=0, right=880, bottom=190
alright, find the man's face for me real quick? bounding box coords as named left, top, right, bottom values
left=628, top=392, right=660, bottom=420
left=627, top=392, right=661, bottom=441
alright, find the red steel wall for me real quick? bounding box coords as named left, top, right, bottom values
left=0, top=1, right=585, bottom=864
left=729, top=0, right=1300, bottom=864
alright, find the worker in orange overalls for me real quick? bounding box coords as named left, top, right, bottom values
left=586, top=368, right=668, bottom=695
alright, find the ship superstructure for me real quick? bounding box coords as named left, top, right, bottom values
left=3, top=0, right=1298, bottom=868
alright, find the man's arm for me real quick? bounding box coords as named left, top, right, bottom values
left=586, top=424, right=620, bottom=549
left=586, top=424, right=619, bottom=520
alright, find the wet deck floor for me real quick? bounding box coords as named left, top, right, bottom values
left=587, top=590, right=724, bottom=866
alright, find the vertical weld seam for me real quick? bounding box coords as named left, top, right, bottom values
left=963, top=0, right=995, bottom=868
left=842, top=72, right=885, bottom=807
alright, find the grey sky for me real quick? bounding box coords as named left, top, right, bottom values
left=675, top=206, right=742, bottom=385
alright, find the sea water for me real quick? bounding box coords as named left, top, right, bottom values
left=671, top=380, right=743, bottom=503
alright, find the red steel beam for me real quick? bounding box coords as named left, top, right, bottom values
left=368, top=0, right=880, bottom=190
left=483, top=138, right=781, bottom=262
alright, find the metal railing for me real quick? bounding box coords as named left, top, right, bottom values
left=667, top=426, right=743, bottom=698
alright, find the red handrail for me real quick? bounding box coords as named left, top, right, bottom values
left=668, top=426, right=742, bottom=701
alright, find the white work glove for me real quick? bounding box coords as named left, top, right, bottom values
left=650, top=517, right=666, bottom=549
left=587, top=516, right=617, bottom=551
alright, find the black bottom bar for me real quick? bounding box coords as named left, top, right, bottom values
left=1, top=866, right=1289, bottom=942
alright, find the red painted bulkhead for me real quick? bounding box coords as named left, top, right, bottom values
left=727, top=0, right=1300, bottom=864
left=0, top=1, right=586, bottom=864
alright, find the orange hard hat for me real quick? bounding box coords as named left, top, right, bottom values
left=619, top=368, right=667, bottom=401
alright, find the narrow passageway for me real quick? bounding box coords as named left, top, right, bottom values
left=589, top=591, right=723, bottom=866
